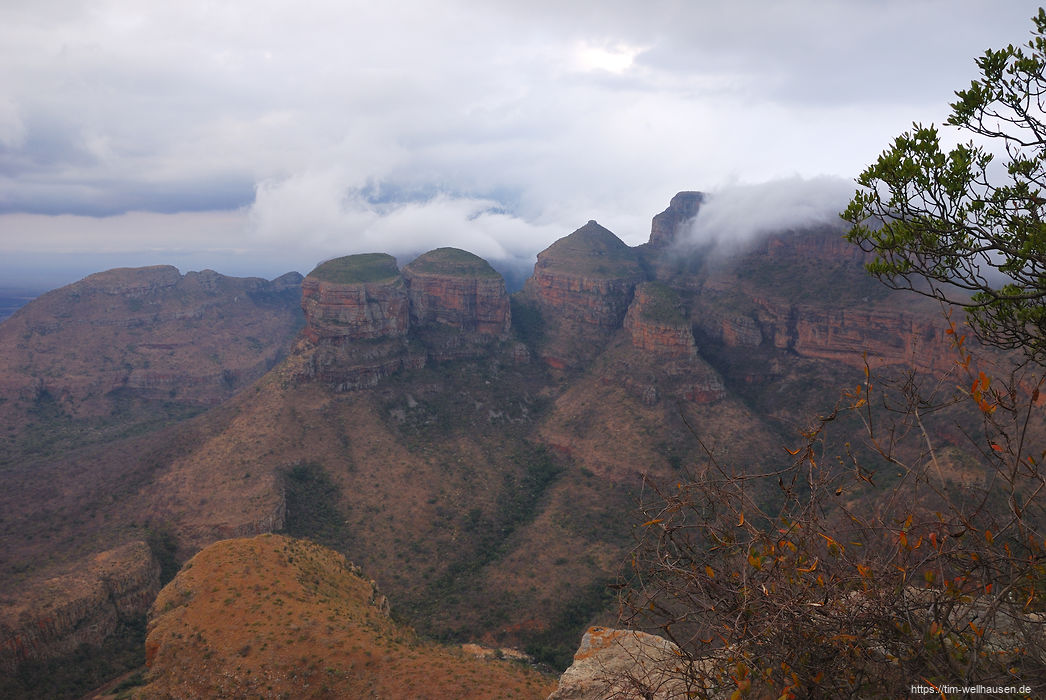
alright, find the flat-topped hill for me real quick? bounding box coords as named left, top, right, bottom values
left=403, top=247, right=501, bottom=278
left=306, top=253, right=401, bottom=284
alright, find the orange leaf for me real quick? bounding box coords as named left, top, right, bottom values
left=985, top=529, right=994, bottom=545
left=642, top=518, right=663, bottom=527
left=991, top=443, right=1004, bottom=452
left=738, top=512, right=745, bottom=527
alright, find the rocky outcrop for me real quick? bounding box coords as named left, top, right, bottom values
left=300, top=253, right=409, bottom=343
left=0, top=542, right=160, bottom=673
left=648, top=191, right=704, bottom=248
left=694, top=292, right=959, bottom=375
left=547, top=626, right=693, bottom=700
left=624, top=282, right=697, bottom=358
left=403, top=247, right=511, bottom=337
left=299, top=254, right=418, bottom=390
left=300, top=250, right=517, bottom=386
left=523, top=221, right=646, bottom=367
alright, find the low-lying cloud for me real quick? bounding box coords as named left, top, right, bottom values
left=675, top=176, right=855, bottom=256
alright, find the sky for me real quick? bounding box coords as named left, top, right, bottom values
left=0, top=0, right=1042, bottom=289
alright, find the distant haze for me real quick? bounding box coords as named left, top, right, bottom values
left=0, top=1, right=1041, bottom=288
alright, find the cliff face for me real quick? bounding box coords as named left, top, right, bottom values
left=0, top=542, right=160, bottom=673
left=688, top=226, right=961, bottom=375
left=300, top=253, right=409, bottom=343
left=647, top=191, right=704, bottom=248
left=623, top=282, right=697, bottom=358
left=298, top=254, right=417, bottom=390
left=522, top=221, right=645, bottom=367
left=0, top=265, right=303, bottom=418
left=403, top=247, right=511, bottom=337
left=299, top=250, right=517, bottom=388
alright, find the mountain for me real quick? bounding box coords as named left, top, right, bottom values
left=0, top=193, right=1002, bottom=697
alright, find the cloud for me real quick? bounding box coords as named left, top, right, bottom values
left=0, top=0, right=1041, bottom=283
left=675, top=176, right=854, bottom=255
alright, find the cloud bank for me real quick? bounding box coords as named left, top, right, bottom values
left=0, top=1, right=1041, bottom=286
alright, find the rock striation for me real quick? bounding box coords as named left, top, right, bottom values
left=299, top=254, right=419, bottom=390
left=623, top=282, right=697, bottom=358
left=0, top=542, right=160, bottom=674
left=301, top=253, right=409, bottom=343
left=648, top=191, right=704, bottom=248
left=403, top=247, right=511, bottom=336
left=522, top=221, right=645, bottom=367
left=547, top=626, right=693, bottom=700
left=300, top=250, right=516, bottom=388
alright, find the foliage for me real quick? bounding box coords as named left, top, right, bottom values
left=280, top=461, right=354, bottom=553
left=844, top=9, right=1046, bottom=363
left=624, top=341, right=1046, bottom=697
left=145, top=521, right=181, bottom=585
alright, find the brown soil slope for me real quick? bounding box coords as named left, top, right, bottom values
left=138, top=535, right=554, bottom=699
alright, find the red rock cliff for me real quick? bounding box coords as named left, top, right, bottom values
left=403, top=247, right=510, bottom=337
left=522, top=221, right=645, bottom=367
left=300, top=253, right=409, bottom=343
left=624, top=282, right=698, bottom=358
left=648, top=191, right=704, bottom=248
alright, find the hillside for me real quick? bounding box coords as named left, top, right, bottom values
left=0, top=192, right=1023, bottom=697
left=136, top=535, right=554, bottom=698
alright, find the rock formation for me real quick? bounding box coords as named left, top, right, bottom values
left=0, top=542, right=160, bottom=673
left=522, top=220, right=645, bottom=367
left=403, top=247, right=511, bottom=336
left=300, top=253, right=409, bottom=343
left=299, top=249, right=517, bottom=387
left=623, top=282, right=697, bottom=358
left=546, top=626, right=693, bottom=699
left=648, top=191, right=704, bottom=248
left=299, top=253, right=420, bottom=390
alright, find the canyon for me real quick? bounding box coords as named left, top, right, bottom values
left=0, top=192, right=1005, bottom=698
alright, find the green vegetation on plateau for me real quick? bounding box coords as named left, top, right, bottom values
left=405, top=247, right=501, bottom=278
left=637, top=281, right=688, bottom=326
left=307, top=253, right=401, bottom=284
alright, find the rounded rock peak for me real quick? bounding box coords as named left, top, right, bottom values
left=403, top=247, right=501, bottom=279
left=536, top=221, right=640, bottom=277
left=306, top=253, right=400, bottom=285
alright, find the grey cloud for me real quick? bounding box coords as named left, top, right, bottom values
left=0, top=0, right=1042, bottom=278
left=676, top=176, right=854, bottom=256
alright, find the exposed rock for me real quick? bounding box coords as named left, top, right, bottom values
left=648, top=191, right=704, bottom=248
left=522, top=221, right=646, bottom=367
left=403, top=247, right=511, bottom=337
left=300, top=253, right=409, bottom=343
left=0, top=542, right=160, bottom=673
left=299, top=254, right=418, bottom=390
left=624, top=282, right=697, bottom=358
left=547, top=626, right=692, bottom=699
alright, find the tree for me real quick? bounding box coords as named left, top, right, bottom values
left=844, top=9, right=1046, bottom=363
